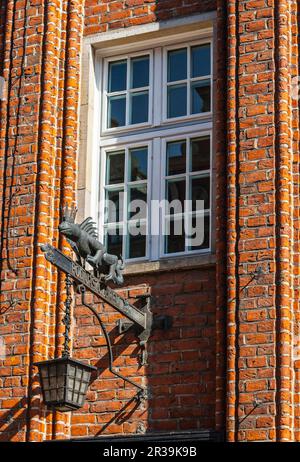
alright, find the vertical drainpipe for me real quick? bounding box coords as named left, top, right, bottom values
left=275, top=0, right=293, bottom=442
left=226, top=0, right=238, bottom=442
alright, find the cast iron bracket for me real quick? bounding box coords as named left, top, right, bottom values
left=41, top=244, right=171, bottom=367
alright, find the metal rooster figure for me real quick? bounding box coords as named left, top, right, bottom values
left=58, top=205, right=124, bottom=285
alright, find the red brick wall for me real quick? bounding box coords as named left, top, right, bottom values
left=1, top=0, right=300, bottom=444
left=84, top=0, right=217, bottom=35
left=70, top=268, right=216, bottom=437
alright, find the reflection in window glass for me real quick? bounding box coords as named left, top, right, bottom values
left=128, top=222, right=147, bottom=259
left=106, top=151, right=125, bottom=185
left=106, top=189, right=124, bottom=223
left=130, top=91, right=149, bottom=124
left=167, top=179, right=186, bottom=212
left=165, top=216, right=185, bottom=254
left=191, top=44, right=211, bottom=78
left=106, top=228, right=123, bottom=257
left=108, top=60, right=127, bottom=92
left=191, top=80, right=211, bottom=114
left=130, top=148, right=148, bottom=181
left=166, top=140, right=186, bottom=176
left=108, top=96, right=126, bottom=128
left=168, top=49, right=187, bottom=82
left=128, top=185, right=147, bottom=219
left=167, top=85, right=187, bottom=118
left=191, top=176, right=210, bottom=210
left=131, top=56, right=149, bottom=89
left=190, top=137, right=210, bottom=172
left=188, top=215, right=210, bottom=251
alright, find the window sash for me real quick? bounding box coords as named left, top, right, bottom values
left=98, top=35, right=213, bottom=262
left=102, top=50, right=154, bottom=134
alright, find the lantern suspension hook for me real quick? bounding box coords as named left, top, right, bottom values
left=78, top=285, right=147, bottom=401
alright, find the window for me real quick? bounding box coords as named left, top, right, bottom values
left=97, top=33, right=213, bottom=262
left=104, top=52, right=152, bottom=130
left=165, top=44, right=211, bottom=119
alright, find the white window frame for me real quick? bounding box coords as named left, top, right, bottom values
left=162, top=38, right=213, bottom=124
left=160, top=131, right=212, bottom=258
left=93, top=26, right=214, bottom=263
left=102, top=50, right=154, bottom=135
left=99, top=140, right=152, bottom=263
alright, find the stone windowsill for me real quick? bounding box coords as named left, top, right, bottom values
left=123, top=253, right=216, bottom=276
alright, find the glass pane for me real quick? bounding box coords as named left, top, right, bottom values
left=128, top=185, right=147, bottom=220
left=167, top=84, right=187, bottom=118
left=82, top=371, right=90, bottom=382
left=128, top=222, right=147, bottom=259
left=167, top=179, right=186, bottom=214
left=108, top=60, right=127, bottom=92
left=131, top=55, right=149, bottom=88
left=130, top=91, right=148, bottom=124
left=129, top=147, right=148, bottom=181
left=166, top=140, right=186, bottom=176
left=106, top=227, right=123, bottom=257
left=108, top=95, right=126, bottom=128
left=191, top=176, right=210, bottom=210
left=190, top=137, right=210, bottom=172
left=67, top=378, right=74, bottom=389
left=106, top=151, right=125, bottom=185
left=49, top=365, right=56, bottom=377
left=68, top=365, right=76, bottom=377
left=106, top=189, right=124, bottom=223
left=168, top=49, right=187, bottom=82
left=165, top=216, right=185, bottom=254
left=187, top=214, right=210, bottom=250
left=191, top=44, right=211, bottom=78
left=43, top=379, right=50, bottom=390
left=74, top=380, right=80, bottom=392
left=191, top=80, right=211, bottom=114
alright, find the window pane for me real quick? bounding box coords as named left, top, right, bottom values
left=131, top=56, right=149, bottom=89
left=168, top=49, right=187, bottom=82
left=187, top=214, right=210, bottom=250
left=130, top=91, right=149, bottom=124
left=108, top=60, right=127, bottom=92
left=167, top=179, right=186, bottom=214
left=191, top=80, right=211, bottom=114
left=129, top=147, right=148, bottom=181
left=191, top=176, right=210, bottom=210
left=106, top=189, right=124, bottom=223
left=128, top=185, right=147, bottom=219
left=167, top=84, right=187, bottom=118
left=106, top=151, right=125, bottom=185
left=106, top=228, right=123, bottom=257
left=165, top=216, right=185, bottom=254
left=190, top=137, right=210, bottom=172
left=128, top=222, right=147, bottom=259
left=108, top=95, right=126, bottom=128
left=166, top=140, right=186, bottom=176
left=191, top=44, right=211, bottom=78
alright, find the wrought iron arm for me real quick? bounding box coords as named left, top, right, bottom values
left=78, top=285, right=146, bottom=400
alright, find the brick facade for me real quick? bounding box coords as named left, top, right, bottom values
left=0, top=0, right=300, bottom=443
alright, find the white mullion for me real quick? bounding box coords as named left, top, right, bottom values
left=123, top=146, right=129, bottom=259
left=185, top=136, right=190, bottom=252
left=153, top=47, right=162, bottom=126
left=187, top=46, right=191, bottom=116
left=150, top=138, right=161, bottom=261
left=126, top=57, right=130, bottom=126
